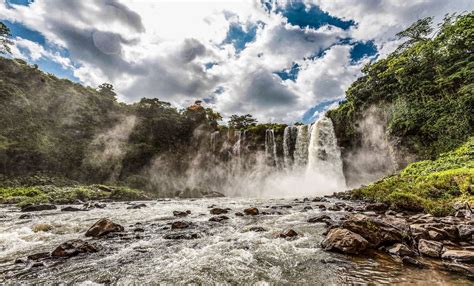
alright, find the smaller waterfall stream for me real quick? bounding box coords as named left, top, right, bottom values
left=294, top=125, right=310, bottom=167
left=265, top=129, right=278, bottom=167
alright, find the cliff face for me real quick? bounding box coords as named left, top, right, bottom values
left=327, top=13, right=474, bottom=187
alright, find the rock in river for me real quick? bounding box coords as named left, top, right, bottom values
left=51, top=239, right=98, bottom=258
left=278, top=229, right=298, bottom=239
left=171, top=221, right=192, bottom=230
left=244, top=208, right=259, bottom=215
left=210, top=208, right=228, bottom=215
left=441, top=249, right=474, bottom=263
left=61, top=206, right=86, bottom=212
left=21, top=204, right=57, bottom=212
left=387, top=243, right=415, bottom=256
left=85, top=218, right=124, bottom=237
left=209, top=215, right=229, bottom=222
left=321, top=228, right=368, bottom=254
left=418, top=239, right=443, bottom=258
left=173, top=210, right=191, bottom=217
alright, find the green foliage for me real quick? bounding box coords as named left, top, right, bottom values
left=352, top=138, right=474, bottom=215
left=328, top=12, right=474, bottom=160
left=0, top=21, right=13, bottom=54
left=0, top=183, right=151, bottom=206
left=228, top=114, right=258, bottom=130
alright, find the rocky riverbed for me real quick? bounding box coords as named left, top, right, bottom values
left=0, top=196, right=472, bottom=284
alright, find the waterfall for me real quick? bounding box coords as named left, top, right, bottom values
left=283, top=126, right=298, bottom=167
left=210, top=131, right=219, bottom=153
left=265, top=129, right=278, bottom=166
left=233, top=130, right=242, bottom=156
left=293, top=125, right=310, bottom=166
left=307, top=116, right=346, bottom=187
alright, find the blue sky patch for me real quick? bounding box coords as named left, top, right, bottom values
left=278, top=2, right=354, bottom=30
left=274, top=63, right=299, bottom=81
left=6, top=0, right=32, bottom=7
left=350, top=40, right=378, bottom=62
left=204, top=62, right=217, bottom=70
left=222, top=22, right=259, bottom=53
left=302, top=99, right=340, bottom=124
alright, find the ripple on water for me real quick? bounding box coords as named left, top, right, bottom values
left=0, top=198, right=472, bottom=285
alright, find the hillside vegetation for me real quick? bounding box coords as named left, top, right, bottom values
left=352, top=137, right=474, bottom=215
left=328, top=13, right=473, bottom=162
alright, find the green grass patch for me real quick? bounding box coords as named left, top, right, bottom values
left=352, top=137, right=474, bottom=215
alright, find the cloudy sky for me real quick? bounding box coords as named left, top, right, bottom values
left=1, top=0, right=473, bottom=123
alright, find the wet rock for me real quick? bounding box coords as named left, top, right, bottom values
left=385, top=210, right=397, bottom=216
left=21, top=204, right=57, bottom=212
left=173, top=210, right=191, bottom=217
left=19, top=214, right=32, bottom=219
left=235, top=212, right=244, bottom=217
left=328, top=205, right=341, bottom=211
left=427, top=230, right=446, bottom=241
left=341, top=214, right=410, bottom=247
left=133, top=228, right=145, bottom=232
left=458, top=225, right=473, bottom=241
left=32, top=223, right=53, bottom=233
left=302, top=206, right=313, bottom=212
left=321, top=228, right=368, bottom=254
left=443, top=262, right=474, bottom=277
left=365, top=203, right=389, bottom=212
left=344, top=206, right=354, bottom=212
left=163, top=232, right=201, bottom=240
left=51, top=239, right=98, bottom=258
left=387, top=243, right=415, bottom=256
left=209, top=215, right=229, bottom=222
left=442, top=249, right=474, bottom=263
left=61, top=206, right=86, bottom=212
left=85, top=218, right=124, bottom=238
left=127, top=203, right=147, bottom=209
left=248, top=226, right=267, bottom=232
left=14, top=257, right=28, bottom=264
left=410, top=224, right=429, bottom=240
left=171, top=221, right=192, bottom=230
left=335, top=202, right=346, bottom=208
left=307, top=214, right=331, bottom=223
left=278, top=229, right=298, bottom=239
left=83, top=202, right=106, bottom=209
left=418, top=239, right=443, bottom=258
left=312, top=197, right=324, bottom=202
left=210, top=208, right=228, bottom=215
left=402, top=256, right=428, bottom=268
left=27, top=252, right=50, bottom=261
left=318, top=205, right=326, bottom=210
left=455, top=210, right=472, bottom=218
left=244, top=208, right=259, bottom=215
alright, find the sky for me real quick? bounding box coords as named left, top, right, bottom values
left=1, top=0, right=473, bottom=123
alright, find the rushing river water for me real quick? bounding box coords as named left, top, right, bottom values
left=0, top=198, right=472, bottom=285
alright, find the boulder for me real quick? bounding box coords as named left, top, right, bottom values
left=418, top=239, right=443, bottom=258
left=328, top=205, right=341, bottom=211
left=302, top=206, right=313, bottom=212
left=21, top=204, right=57, bottom=212
left=127, top=203, right=146, bottom=209
left=173, top=210, right=191, bottom=217
left=458, top=225, right=473, bottom=241
left=443, top=262, right=474, bottom=277
left=171, top=221, right=192, bottom=230
left=51, top=239, right=98, bottom=258
left=19, top=214, right=32, bottom=219
left=210, top=208, right=228, bottom=215
left=27, top=252, right=50, bottom=261
left=387, top=243, right=415, bottom=256
left=85, top=218, right=124, bottom=237
left=248, top=226, right=267, bottom=232
left=442, top=249, right=474, bottom=263
left=278, top=229, right=298, bottom=239
left=401, top=256, right=428, bottom=268
left=235, top=212, right=244, bottom=217
left=318, top=205, right=327, bottom=210
left=163, top=232, right=201, bottom=240
left=321, top=228, right=368, bottom=254
left=307, top=214, right=331, bottom=223
left=341, top=214, right=410, bottom=247
left=244, top=208, right=259, bottom=215
left=344, top=206, right=354, bottom=212
left=61, top=206, right=86, bottom=212
left=209, top=215, right=229, bottom=222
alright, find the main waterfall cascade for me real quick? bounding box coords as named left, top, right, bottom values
left=198, top=116, right=346, bottom=197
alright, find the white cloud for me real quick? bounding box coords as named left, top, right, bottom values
left=1, top=0, right=472, bottom=123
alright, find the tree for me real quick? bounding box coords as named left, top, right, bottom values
left=0, top=21, right=13, bottom=54
left=228, top=114, right=257, bottom=130
left=396, top=17, right=433, bottom=51
left=97, top=83, right=116, bottom=99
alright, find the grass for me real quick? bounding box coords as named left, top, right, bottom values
left=0, top=183, right=152, bottom=206
left=352, top=137, right=474, bottom=216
